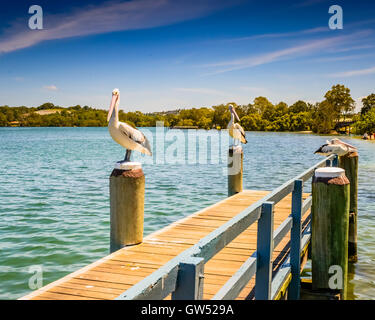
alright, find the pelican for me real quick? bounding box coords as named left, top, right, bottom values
left=107, top=89, right=152, bottom=163
left=227, top=104, right=247, bottom=145
left=314, top=138, right=357, bottom=156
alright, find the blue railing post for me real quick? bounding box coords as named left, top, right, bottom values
left=289, top=179, right=303, bottom=300
left=171, top=257, right=204, bottom=300
left=332, top=155, right=339, bottom=167
left=255, top=201, right=274, bottom=300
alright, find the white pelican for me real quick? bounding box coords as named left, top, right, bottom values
left=107, top=89, right=152, bottom=163
left=314, top=138, right=357, bottom=156
left=227, top=104, right=247, bottom=145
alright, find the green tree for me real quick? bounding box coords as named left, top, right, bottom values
left=275, top=102, right=288, bottom=117
left=241, top=103, right=257, bottom=115
left=165, top=114, right=179, bottom=128
left=324, top=84, right=355, bottom=120
left=253, top=97, right=273, bottom=115
left=361, top=94, right=375, bottom=115
left=69, top=105, right=82, bottom=111
left=289, top=100, right=308, bottom=113
left=262, top=104, right=276, bottom=122
left=272, top=114, right=290, bottom=131
left=212, top=104, right=230, bottom=129
left=24, top=112, right=42, bottom=126
left=0, top=86, right=368, bottom=131
left=241, top=114, right=264, bottom=131
left=37, top=102, right=55, bottom=110
left=312, top=101, right=335, bottom=134
left=179, top=119, right=194, bottom=126
left=355, top=108, right=375, bottom=134
left=289, top=112, right=311, bottom=131
left=0, top=113, right=7, bottom=126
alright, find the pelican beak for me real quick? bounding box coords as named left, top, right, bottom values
left=107, top=94, right=117, bottom=122
left=233, top=108, right=240, bottom=122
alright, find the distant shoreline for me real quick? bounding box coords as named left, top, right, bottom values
left=0, top=126, right=357, bottom=137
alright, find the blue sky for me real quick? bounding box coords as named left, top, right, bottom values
left=0, top=0, right=374, bottom=112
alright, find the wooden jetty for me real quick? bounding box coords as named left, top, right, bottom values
left=21, top=190, right=310, bottom=300
left=21, top=153, right=354, bottom=300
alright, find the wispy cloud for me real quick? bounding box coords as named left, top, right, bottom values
left=202, top=31, right=373, bottom=75
left=227, top=26, right=329, bottom=42
left=43, top=85, right=58, bottom=91
left=329, top=66, right=375, bottom=77
left=221, top=18, right=375, bottom=44
left=329, top=44, right=375, bottom=53
left=313, top=53, right=375, bottom=63
left=0, top=0, right=236, bottom=54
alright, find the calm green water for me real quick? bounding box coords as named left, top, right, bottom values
left=0, top=127, right=374, bottom=300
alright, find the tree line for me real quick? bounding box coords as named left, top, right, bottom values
left=1, top=84, right=374, bottom=135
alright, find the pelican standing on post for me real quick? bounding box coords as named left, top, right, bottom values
left=107, top=89, right=152, bottom=167
left=227, top=104, right=247, bottom=145
left=314, top=138, right=357, bottom=156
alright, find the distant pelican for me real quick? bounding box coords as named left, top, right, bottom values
left=314, top=138, right=357, bottom=156
left=107, top=89, right=152, bottom=163
left=227, top=104, right=247, bottom=145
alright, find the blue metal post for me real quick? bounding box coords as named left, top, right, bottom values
left=332, top=155, right=339, bottom=167
left=255, top=201, right=274, bottom=300
left=289, top=179, right=303, bottom=300
left=171, top=257, right=204, bottom=300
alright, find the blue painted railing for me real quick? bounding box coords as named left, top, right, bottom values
left=116, top=154, right=338, bottom=300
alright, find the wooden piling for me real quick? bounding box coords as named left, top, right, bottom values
left=109, top=166, right=145, bottom=253
left=311, top=167, right=350, bottom=299
left=228, top=146, right=243, bottom=196
left=339, top=152, right=358, bottom=262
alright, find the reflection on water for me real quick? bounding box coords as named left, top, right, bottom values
left=0, top=127, right=374, bottom=299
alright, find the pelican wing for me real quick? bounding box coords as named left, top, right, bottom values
left=314, top=144, right=328, bottom=154
left=335, top=139, right=357, bottom=150
left=329, top=138, right=357, bottom=154
left=118, top=122, right=152, bottom=155
left=315, top=143, right=348, bottom=156
left=315, top=144, right=336, bottom=155
left=119, top=122, right=144, bottom=143
left=234, top=123, right=247, bottom=144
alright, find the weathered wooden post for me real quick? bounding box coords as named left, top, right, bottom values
left=339, top=152, right=358, bottom=262
left=110, top=163, right=145, bottom=253
left=228, top=146, right=243, bottom=196
left=311, top=167, right=350, bottom=299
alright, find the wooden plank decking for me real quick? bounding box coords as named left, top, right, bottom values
left=21, top=190, right=311, bottom=300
